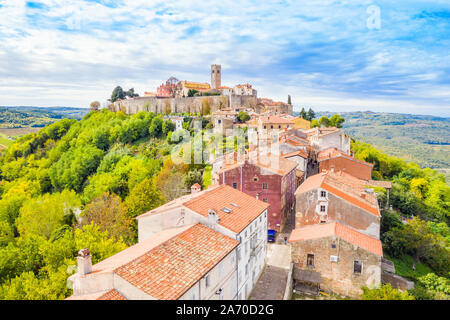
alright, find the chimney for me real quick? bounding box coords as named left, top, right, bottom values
left=208, top=209, right=219, bottom=226
left=191, top=183, right=201, bottom=194
left=77, top=248, right=92, bottom=275
left=360, top=192, right=367, bottom=199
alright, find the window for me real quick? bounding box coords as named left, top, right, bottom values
left=307, top=254, right=315, bottom=267
left=245, top=264, right=248, bottom=276
left=262, top=183, right=268, bottom=190
left=218, top=119, right=222, bottom=124
left=320, top=205, right=326, bottom=212
left=354, top=261, right=363, bottom=274
left=321, top=191, right=327, bottom=198
left=232, top=182, right=237, bottom=189
left=253, top=176, right=258, bottom=182
left=205, top=275, right=211, bottom=287
left=264, top=125, right=266, bottom=129
left=237, top=248, right=241, bottom=260
left=263, top=198, right=268, bottom=202
left=331, top=243, right=336, bottom=249
left=278, top=125, right=281, bottom=128
left=271, top=125, right=273, bottom=129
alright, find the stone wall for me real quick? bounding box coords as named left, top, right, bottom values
left=291, top=236, right=382, bottom=298
left=295, top=189, right=380, bottom=239
left=111, top=95, right=258, bottom=115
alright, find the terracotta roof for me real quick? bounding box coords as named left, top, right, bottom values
left=260, top=115, right=294, bottom=124
left=366, top=180, right=392, bottom=189
left=184, top=185, right=269, bottom=233
left=137, top=184, right=269, bottom=234
left=304, top=127, right=340, bottom=138
left=97, top=289, right=127, bottom=300
left=282, top=150, right=308, bottom=159
left=289, top=222, right=383, bottom=256
left=219, top=151, right=298, bottom=177
left=191, top=183, right=201, bottom=189
left=295, top=171, right=380, bottom=216
left=317, top=148, right=373, bottom=168
left=89, top=225, right=194, bottom=275
left=115, top=224, right=238, bottom=300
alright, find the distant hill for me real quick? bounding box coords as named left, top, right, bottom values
left=307, top=111, right=449, bottom=181
left=0, top=106, right=89, bottom=146
left=0, top=106, right=88, bottom=127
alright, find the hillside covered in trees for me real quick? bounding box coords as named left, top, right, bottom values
left=0, top=109, right=448, bottom=299
left=0, top=110, right=206, bottom=299
left=314, top=111, right=450, bottom=181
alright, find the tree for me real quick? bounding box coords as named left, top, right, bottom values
left=162, top=120, right=175, bottom=136
left=299, top=108, right=307, bottom=119
left=125, top=88, right=139, bottom=98
left=396, top=217, right=439, bottom=270
left=329, top=114, right=345, bottom=128
left=187, top=89, right=198, bottom=97
left=89, top=101, right=100, bottom=112
left=237, top=111, right=250, bottom=123
left=125, top=178, right=164, bottom=219
left=306, top=108, right=315, bottom=121
left=287, top=95, right=292, bottom=105
left=81, top=193, right=133, bottom=243
left=16, top=191, right=80, bottom=239
left=318, top=116, right=331, bottom=127
left=149, top=116, right=163, bottom=138
left=110, top=86, right=125, bottom=102
left=361, top=284, right=415, bottom=300
left=310, top=119, right=319, bottom=128
left=183, top=169, right=203, bottom=189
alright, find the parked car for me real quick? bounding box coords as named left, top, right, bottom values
left=267, top=230, right=276, bottom=242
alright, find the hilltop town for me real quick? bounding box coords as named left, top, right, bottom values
left=0, top=65, right=447, bottom=302
left=64, top=68, right=404, bottom=300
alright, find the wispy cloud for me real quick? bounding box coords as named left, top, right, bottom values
left=0, top=0, right=449, bottom=116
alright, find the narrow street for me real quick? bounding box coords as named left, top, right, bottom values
left=249, top=209, right=294, bottom=300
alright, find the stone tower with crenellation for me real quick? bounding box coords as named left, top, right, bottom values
left=211, top=64, right=221, bottom=89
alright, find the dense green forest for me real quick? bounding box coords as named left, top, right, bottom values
left=0, top=109, right=448, bottom=299
left=0, top=110, right=207, bottom=299
left=314, top=111, right=450, bottom=182
left=352, top=140, right=450, bottom=299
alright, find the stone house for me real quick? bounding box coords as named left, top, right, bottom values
left=318, top=147, right=374, bottom=181
left=295, top=171, right=381, bottom=239
left=218, top=151, right=297, bottom=232
left=67, top=224, right=239, bottom=300
left=304, top=127, right=351, bottom=155
left=289, top=221, right=382, bottom=298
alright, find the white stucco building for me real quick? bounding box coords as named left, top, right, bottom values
left=67, top=184, right=269, bottom=300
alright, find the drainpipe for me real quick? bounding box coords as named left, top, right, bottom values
left=240, top=165, right=243, bottom=192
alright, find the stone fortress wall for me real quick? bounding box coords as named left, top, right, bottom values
left=111, top=94, right=260, bottom=115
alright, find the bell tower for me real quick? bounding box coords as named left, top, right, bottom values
left=211, top=64, right=221, bottom=89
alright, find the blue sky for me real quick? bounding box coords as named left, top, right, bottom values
left=0, top=0, right=449, bottom=116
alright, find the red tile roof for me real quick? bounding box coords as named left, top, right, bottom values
left=97, top=289, right=127, bottom=300
left=184, top=185, right=270, bottom=233
left=219, top=151, right=298, bottom=177
left=260, top=115, right=294, bottom=124
left=114, top=224, right=238, bottom=300
left=317, top=148, right=373, bottom=168
left=295, top=172, right=380, bottom=216
left=289, top=222, right=383, bottom=256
